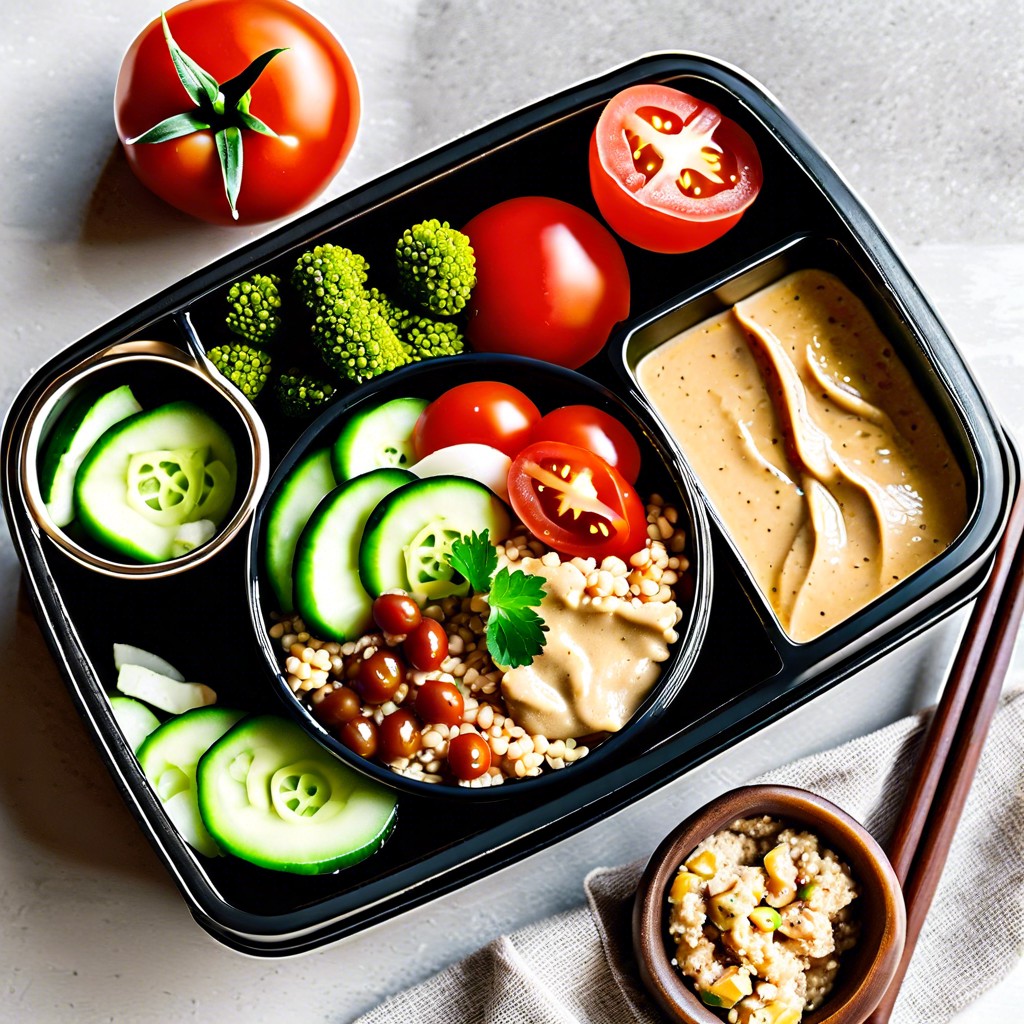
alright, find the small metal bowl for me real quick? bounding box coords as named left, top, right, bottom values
left=18, top=339, right=269, bottom=579
left=633, top=784, right=906, bottom=1024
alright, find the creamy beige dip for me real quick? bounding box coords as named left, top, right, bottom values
left=500, top=559, right=678, bottom=739
left=638, top=269, right=967, bottom=641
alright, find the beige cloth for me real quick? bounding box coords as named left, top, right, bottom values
left=354, top=688, right=1024, bottom=1024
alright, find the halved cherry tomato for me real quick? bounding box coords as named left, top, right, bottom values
left=463, top=197, right=630, bottom=369
left=508, top=441, right=647, bottom=560
left=530, top=405, right=642, bottom=485
left=413, top=382, right=540, bottom=459
left=589, top=84, right=763, bottom=253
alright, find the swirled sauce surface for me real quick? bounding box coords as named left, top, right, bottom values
left=637, top=269, right=967, bottom=641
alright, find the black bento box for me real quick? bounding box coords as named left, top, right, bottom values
left=2, top=52, right=1016, bottom=954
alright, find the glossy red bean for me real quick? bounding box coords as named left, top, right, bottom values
left=372, top=592, right=422, bottom=635
left=312, top=685, right=360, bottom=729
left=378, top=709, right=423, bottom=761
left=356, top=649, right=406, bottom=703
left=403, top=618, right=448, bottom=671
left=448, top=732, right=491, bottom=781
left=338, top=716, right=378, bottom=759
left=414, top=679, right=464, bottom=727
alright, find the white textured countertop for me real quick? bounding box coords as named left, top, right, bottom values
left=2, top=1, right=1023, bottom=1020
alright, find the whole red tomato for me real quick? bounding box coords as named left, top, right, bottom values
left=413, top=382, right=541, bottom=459
left=114, top=0, right=359, bottom=225
left=462, top=197, right=630, bottom=369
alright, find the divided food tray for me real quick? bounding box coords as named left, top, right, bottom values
left=2, top=52, right=1016, bottom=955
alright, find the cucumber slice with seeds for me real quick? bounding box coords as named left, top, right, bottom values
left=331, top=396, right=427, bottom=481
left=197, top=715, right=397, bottom=874
left=293, top=468, right=414, bottom=641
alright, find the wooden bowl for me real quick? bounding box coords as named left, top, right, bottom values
left=633, top=785, right=906, bottom=1023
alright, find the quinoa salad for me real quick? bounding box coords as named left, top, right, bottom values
left=269, top=493, right=690, bottom=787
left=667, top=816, right=860, bottom=1023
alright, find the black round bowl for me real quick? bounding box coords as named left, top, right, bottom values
left=246, top=353, right=712, bottom=799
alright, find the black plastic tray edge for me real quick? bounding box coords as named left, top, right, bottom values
left=1, top=51, right=1017, bottom=954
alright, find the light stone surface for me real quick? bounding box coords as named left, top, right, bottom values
left=2, top=0, right=1022, bottom=1020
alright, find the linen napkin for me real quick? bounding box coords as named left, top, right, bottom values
left=352, top=687, right=1024, bottom=1024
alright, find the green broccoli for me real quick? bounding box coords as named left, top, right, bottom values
left=207, top=344, right=271, bottom=398
left=275, top=371, right=336, bottom=418
left=292, top=244, right=369, bottom=310
left=225, top=272, right=282, bottom=345
left=312, top=298, right=410, bottom=383
left=402, top=314, right=465, bottom=360
left=366, top=287, right=409, bottom=333
left=395, top=219, right=476, bottom=317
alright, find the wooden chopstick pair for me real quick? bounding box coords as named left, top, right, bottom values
left=866, top=491, right=1024, bottom=1024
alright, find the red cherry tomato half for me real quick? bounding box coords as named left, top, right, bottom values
left=530, top=405, right=642, bottom=485
left=463, top=197, right=630, bottom=369
left=508, top=441, right=647, bottom=561
left=447, top=732, right=491, bottom=781
left=589, top=84, right=763, bottom=253
left=114, top=0, right=360, bottom=224
left=413, top=382, right=541, bottom=459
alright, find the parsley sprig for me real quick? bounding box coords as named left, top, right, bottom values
left=448, top=531, right=547, bottom=668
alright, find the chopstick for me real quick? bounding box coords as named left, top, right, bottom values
left=866, top=489, right=1024, bottom=1024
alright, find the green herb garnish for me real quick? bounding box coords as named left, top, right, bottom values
left=446, top=531, right=547, bottom=668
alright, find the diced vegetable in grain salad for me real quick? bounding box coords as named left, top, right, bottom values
left=667, top=817, right=860, bottom=1022
left=263, top=381, right=693, bottom=787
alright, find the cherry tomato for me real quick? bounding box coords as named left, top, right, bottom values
left=114, top=0, right=360, bottom=224
left=589, top=84, right=763, bottom=253
left=378, top=709, right=423, bottom=761
left=414, top=382, right=540, bottom=459
left=312, top=685, right=360, bottom=729
left=339, top=716, right=378, bottom=759
left=448, top=732, right=491, bottom=781
left=462, top=197, right=630, bottom=369
left=356, top=650, right=405, bottom=704
left=403, top=618, right=449, bottom=672
left=531, top=405, right=642, bottom=485
left=508, top=441, right=648, bottom=560
left=372, top=592, right=422, bottom=635
left=415, top=679, right=465, bottom=727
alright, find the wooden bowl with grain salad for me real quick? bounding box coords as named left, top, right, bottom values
left=247, top=353, right=714, bottom=798
left=633, top=785, right=906, bottom=1024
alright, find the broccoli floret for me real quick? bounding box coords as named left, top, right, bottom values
left=275, top=371, right=336, bottom=418
left=312, top=298, right=410, bottom=383
left=225, top=272, right=282, bottom=345
left=292, top=244, right=369, bottom=310
left=366, top=287, right=409, bottom=333
left=395, top=219, right=476, bottom=317
left=402, top=314, right=465, bottom=360
left=207, top=344, right=271, bottom=398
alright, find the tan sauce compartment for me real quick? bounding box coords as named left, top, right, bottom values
left=637, top=269, right=967, bottom=642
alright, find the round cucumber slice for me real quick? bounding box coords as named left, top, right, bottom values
left=359, top=475, right=511, bottom=601
left=137, top=706, right=246, bottom=858
left=331, top=396, right=427, bottom=481
left=38, top=384, right=142, bottom=528
left=74, top=401, right=237, bottom=563
left=293, top=468, right=414, bottom=641
left=263, top=448, right=336, bottom=612
left=108, top=696, right=160, bottom=753
left=197, top=715, right=397, bottom=874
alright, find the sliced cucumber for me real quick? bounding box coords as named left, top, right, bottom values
left=138, top=706, right=246, bottom=857
left=359, top=475, right=511, bottom=602
left=294, top=468, right=414, bottom=641
left=74, top=401, right=237, bottom=563
left=263, top=448, right=336, bottom=611
left=331, top=397, right=427, bottom=481
left=117, top=663, right=217, bottom=714
left=39, top=384, right=142, bottom=527
left=108, top=696, right=161, bottom=753
left=197, top=714, right=397, bottom=874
